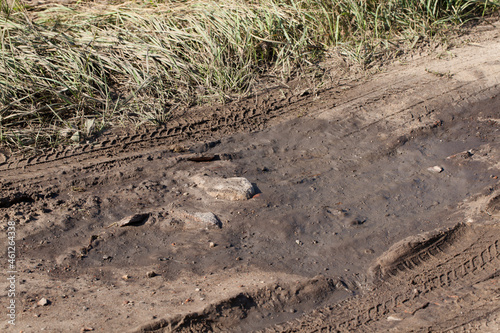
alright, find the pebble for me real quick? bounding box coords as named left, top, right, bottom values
left=146, top=271, right=157, bottom=278
left=37, top=298, right=50, bottom=306
left=427, top=166, right=443, bottom=173
left=209, top=242, right=216, bottom=248
left=0, top=153, right=6, bottom=164
left=171, top=210, right=222, bottom=229
left=122, top=275, right=131, bottom=280
left=81, top=327, right=94, bottom=332
left=387, top=315, right=402, bottom=321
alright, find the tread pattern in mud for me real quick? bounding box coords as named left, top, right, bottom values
left=0, top=97, right=296, bottom=173
left=263, top=223, right=500, bottom=332
left=0, top=72, right=460, bottom=175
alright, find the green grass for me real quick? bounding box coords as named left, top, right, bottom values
left=0, top=0, right=498, bottom=152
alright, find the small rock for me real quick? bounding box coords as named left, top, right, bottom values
left=122, top=275, right=131, bottom=280
left=387, top=315, right=402, bottom=321
left=146, top=271, right=157, bottom=278
left=81, top=327, right=94, bottom=332
left=191, top=175, right=256, bottom=200
left=37, top=298, right=50, bottom=306
left=427, top=166, right=443, bottom=173
left=195, top=288, right=201, bottom=292
left=0, top=153, right=6, bottom=164
left=171, top=210, right=221, bottom=229
left=70, top=131, right=80, bottom=142
left=295, top=240, right=302, bottom=245
left=193, top=212, right=221, bottom=228
left=209, top=242, right=216, bottom=248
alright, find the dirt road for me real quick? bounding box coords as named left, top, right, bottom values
left=1, top=21, right=500, bottom=333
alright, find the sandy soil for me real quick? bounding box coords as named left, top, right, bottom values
left=1, top=17, right=500, bottom=333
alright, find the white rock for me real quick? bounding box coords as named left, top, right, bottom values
left=427, top=166, right=443, bottom=173
left=70, top=131, right=80, bottom=142
left=192, top=212, right=221, bottom=228
left=171, top=210, right=221, bottom=229
left=192, top=175, right=256, bottom=200
left=387, top=315, right=402, bottom=321
left=37, top=298, right=50, bottom=306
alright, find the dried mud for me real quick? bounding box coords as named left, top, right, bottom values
left=1, top=21, right=500, bottom=333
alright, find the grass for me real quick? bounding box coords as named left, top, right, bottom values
left=0, top=0, right=498, bottom=152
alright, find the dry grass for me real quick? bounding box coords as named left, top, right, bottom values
left=0, top=0, right=498, bottom=152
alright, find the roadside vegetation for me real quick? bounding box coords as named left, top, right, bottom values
left=0, top=0, right=498, bottom=152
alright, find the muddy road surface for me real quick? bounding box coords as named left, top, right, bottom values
left=1, top=23, right=500, bottom=333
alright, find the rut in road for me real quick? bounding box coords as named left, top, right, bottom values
left=262, top=222, right=500, bottom=333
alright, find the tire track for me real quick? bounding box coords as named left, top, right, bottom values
left=0, top=73, right=442, bottom=175
left=262, top=223, right=500, bottom=332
